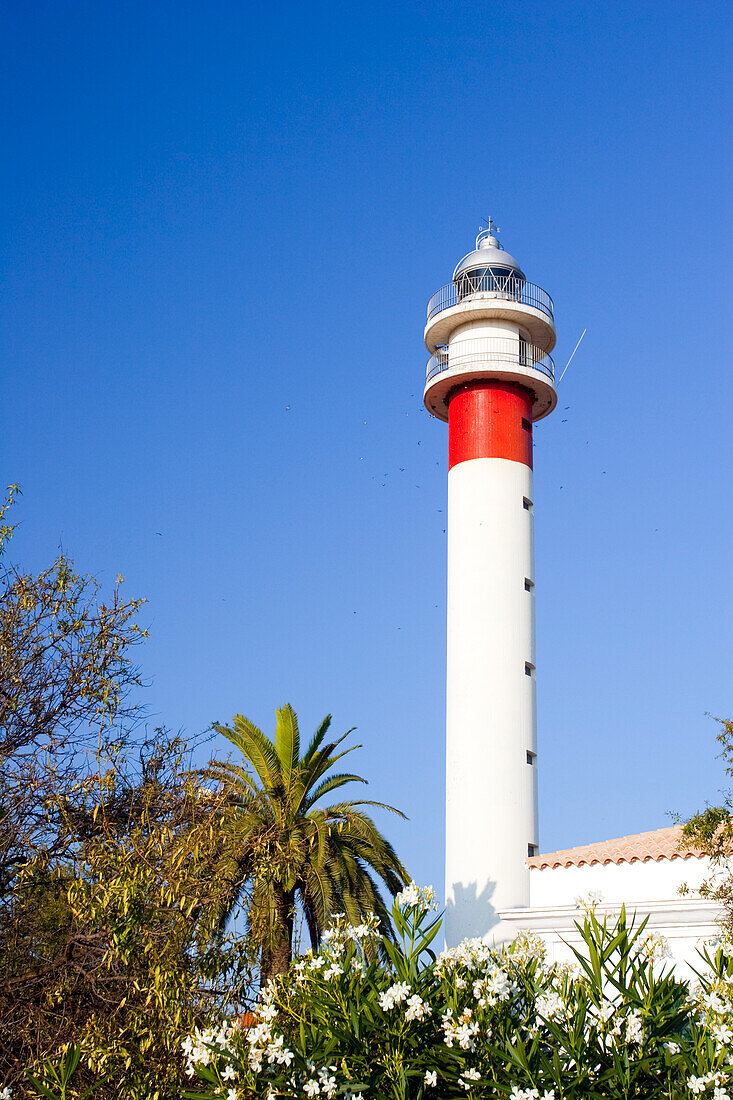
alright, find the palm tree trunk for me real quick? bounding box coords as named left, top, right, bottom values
left=260, top=883, right=295, bottom=984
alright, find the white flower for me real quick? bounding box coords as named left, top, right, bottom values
left=713, top=1022, right=733, bottom=1046
left=455, top=1023, right=477, bottom=1049
left=264, top=1034, right=295, bottom=1067
left=574, top=890, right=604, bottom=912
left=379, top=981, right=411, bottom=1010
left=441, top=1005, right=481, bottom=1050
left=625, top=1010, right=643, bottom=1045
left=227, top=1090, right=237, bottom=1100
left=535, top=991, right=565, bottom=1021
left=444, top=1018, right=479, bottom=1050
left=510, top=931, right=547, bottom=964
left=0, top=1090, right=12, bottom=1100
left=589, top=1000, right=614, bottom=1025
left=395, top=882, right=421, bottom=907
left=435, top=935, right=494, bottom=972
left=266, top=1035, right=284, bottom=1062
left=702, top=991, right=727, bottom=1014
left=425, top=1071, right=437, bottom=1087
left=460, top=1068, right=482, bottom=1089
left=260, top=978, right=278, bottom=1003
left=664, top=1040, right=681, bottom=1055
left=509, top=1088, right=539, bottom=1100
left=395, top=883, right=438, bottom=910
left=636, top=930, right=673, bottom=964
left=323, top=964, right=343, bottom=980
left=303, top=1081, right=320, bottom=1097
left=472, top=965, right=513, bottom=1008
left=222, top=1064, right=236, bottom=1082
left=344, top=918, right=379, bottom=941
left=405, top=993, right=430, bottom=1021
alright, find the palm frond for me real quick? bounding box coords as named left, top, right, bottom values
left=205, top=759, right=265, bottom=800
left=323, top=798, right=408, bottom=819
left=301, top=714, right=334, bottom=764
left=303, top=893, right=320, bottom=951
left=303, top=772, right=367, bottom=810
left=294, top=737, right=361, bottom=808
left=303, top=860, right=332, bottom=937
left=214, top=717, right=281, bottom=790
left=275, top=703, right=300, bottom=784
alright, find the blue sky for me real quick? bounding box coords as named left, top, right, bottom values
left=2, top=0, right=731, bottom=897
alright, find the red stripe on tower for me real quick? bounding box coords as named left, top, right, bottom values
left=448, top=381, right=534, bottom=470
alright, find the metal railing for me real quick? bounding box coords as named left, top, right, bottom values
left=426, top=276, right=554, bottom=323
left=425, top=338, right=555, bottom=385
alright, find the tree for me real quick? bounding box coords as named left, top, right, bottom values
left=682, top=717, right=733, bottom=937
left=0, top=492, right=254, bottom=1096
left=207, top=705, right=409, bottom=982
left=0, top=485, right=146, bottom=902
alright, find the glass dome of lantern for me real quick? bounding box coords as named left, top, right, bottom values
left=452, top=222, right=526, bottom=302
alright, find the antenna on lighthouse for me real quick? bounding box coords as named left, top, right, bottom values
left=479, top=216, right=500, bottom=234
left=558, top=328, right=586, bottom=384
left=476, top=217, right=501, bottom=249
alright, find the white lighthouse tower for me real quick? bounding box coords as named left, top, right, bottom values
left=424, top=222, right=557, bottom=946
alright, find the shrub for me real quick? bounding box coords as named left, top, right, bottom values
left=183, top=888, right=733, bottom=1100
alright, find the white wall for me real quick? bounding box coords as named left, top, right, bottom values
left=529, top=856, right=711, bottom=907
left=499, top=856, right=723, bottom=981
left=445, top=456, right=536, bottom=946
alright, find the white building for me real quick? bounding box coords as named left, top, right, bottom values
left=503, top=825, right=720, bottom=978
left=423, top=224, right=724, bottom=970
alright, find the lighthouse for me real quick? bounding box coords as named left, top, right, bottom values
left=424, top=222, right=557, bottom=946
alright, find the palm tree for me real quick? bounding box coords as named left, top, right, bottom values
left=206, top=704, right=409, bottom=982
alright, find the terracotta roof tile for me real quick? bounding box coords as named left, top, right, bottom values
left=527, top=825, right=705, bottom=870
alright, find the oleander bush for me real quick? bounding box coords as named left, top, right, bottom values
left=184, top=887, right=733, bottom=1100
